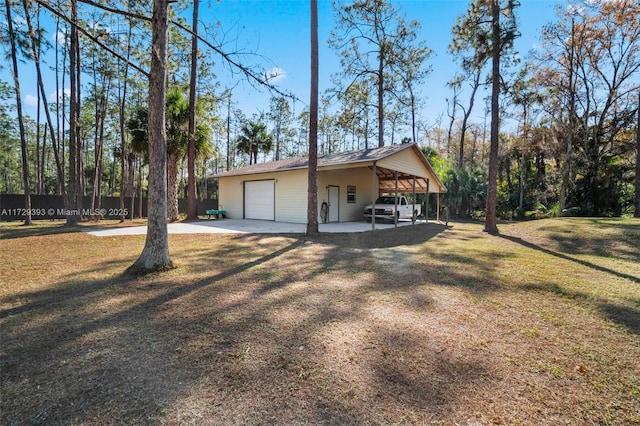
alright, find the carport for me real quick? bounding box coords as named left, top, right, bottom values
left=368, top=145, right=445, bottom=230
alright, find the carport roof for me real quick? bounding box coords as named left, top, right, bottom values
left=215, top=143, right=447, bottom=193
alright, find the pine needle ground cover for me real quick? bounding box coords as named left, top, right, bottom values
left=1, top=218, right=638, bottom=425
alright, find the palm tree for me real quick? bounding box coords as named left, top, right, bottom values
left=446, top=167, right=486, bottom=217
left=236, top=121, right=273, bottom=165
left=165, top=88, right=190, bottom=222
left=126, top=88, right=213, bottom=222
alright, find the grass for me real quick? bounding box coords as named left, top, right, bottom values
left=1, top=217, right=639, bottom=425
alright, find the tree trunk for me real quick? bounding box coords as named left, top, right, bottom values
left=306, top=0, right=319, bottom=236
left=117, top=21, right=132, bottom=221
left=518, top=150, right=526, bottom=218
left=40, top=122, right=47, bottom=195
left=66, top=0, right=79, bottom=226
left=518, top=105, right=529, bottom=219
left=36, top=86, right=42, bottom=195
left=34, top=6, right=43, bottom=196
left=186, top=0, right=199, bottom=220
left=128, top=155, right=135, bottom=220
left=377, top=53, right=384, bottom=148
left=560, top=19, right=576, bottom=215
left=59, top=18, right=67, bottom=197
left=275, top=119, right=281, bottom=161
left=91, top=107, right=105, bottom=219
left=226, top=92, right=231, bottom=171
left=484, top=0, right=500, bottom=235
left=635, top=89, right=639, bottom=218
left=5, top=0, right=32, bottom=225
left=138, top=161, right=143, bottom=218
left=128, top=0, right=173, bottom=273
left=167, top=152, right=180, bottom=222
left=24, top=0, right=64, bottom=196
left=119, top=134, right=127, bottom=222
left=459, top=69, right=481, bottom=169
left=410, top=90, right=417, bottom=143
left=446, top=88, right=458, bottom=160
left=73, top=8, right=83, bottom=219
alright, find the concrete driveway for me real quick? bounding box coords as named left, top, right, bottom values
left=85, top=218, right=430, bottom=237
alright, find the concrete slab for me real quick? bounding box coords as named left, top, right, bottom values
left=84, top=219, right=430, bottom=237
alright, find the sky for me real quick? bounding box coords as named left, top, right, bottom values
left=197, top=0, right=559, bottom=126
left=7, top=0, right=563, bottom=133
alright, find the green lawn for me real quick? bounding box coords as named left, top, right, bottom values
left=1, top=218, right=639, bottom=424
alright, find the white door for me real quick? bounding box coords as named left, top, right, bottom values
left=328, top=186, right=339, bottom=222
left=244, top=180, right=275, bottom=220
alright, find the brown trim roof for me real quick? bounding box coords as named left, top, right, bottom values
left=216, top=143, right=412, bottom=177
left=215, top=143, right=447, bottom=192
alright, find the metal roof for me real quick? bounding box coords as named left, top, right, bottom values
left=215, top=143, right=447, bottom=193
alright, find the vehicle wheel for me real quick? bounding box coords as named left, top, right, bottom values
left=320, top=202, right=328, bottom=223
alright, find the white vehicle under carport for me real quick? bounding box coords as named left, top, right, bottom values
left=363, top=195, right=421, bottom=222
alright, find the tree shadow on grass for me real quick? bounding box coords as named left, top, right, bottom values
left=0, top=222, right=80, bottom=240
left=0, top=238, right=306, bottom=320
left=0, top=222, right=500, bottom=425
left=498, top=234, right=640, bottom=284
left=537, top=219, right=640, bottom=260
left=0, top=238, right=308, bottom=424
left=521, top=282, right=640, bottom=336
left=309, top=222, right=449, bottom=249
left=597, top=302, right=640, bottom=335
left=507, top=230, right=640, bottom=335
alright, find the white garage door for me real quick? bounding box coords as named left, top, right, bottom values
left=244, top=180, right=275, bottom=220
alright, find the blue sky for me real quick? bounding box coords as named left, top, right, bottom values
left=8, top=0, right=561, bottom=130
left=202, top=0, right=559, bottom=126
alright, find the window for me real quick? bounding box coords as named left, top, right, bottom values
left=347, top=185, right=356, bottom=203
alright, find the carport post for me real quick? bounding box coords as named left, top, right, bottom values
left=424, top=179, right=429, bottom=223
left=437, top=193, right=440, bottom=222
left=371, top=161, right=376, bottom=230
left=412, top=175, right=416, bottom=224
left=425, top=179, right=430, bottom=222
left=394, top=170, right=399, bottom=228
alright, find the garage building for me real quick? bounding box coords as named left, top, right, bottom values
left=214, top=143, right=447, bottom=224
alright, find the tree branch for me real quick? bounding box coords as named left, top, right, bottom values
left=77, top=0, right=149, bottom=21
left=76, top=0, right=297, bottom=102
left=170, top=19, right=297, bottom=102
left=35, top=0, right=149, bottom=77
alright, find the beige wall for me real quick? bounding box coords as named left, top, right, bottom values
left=317, top=166, right=376, bottom=222
left=218, top=174, right=245, bottom=219
left=219, top=166, right=378, bottom=223
left=378, top=147, right=428, bottom=179
left=218, top=169, right=308, bottom=222
left=274, top=169, right=308, bottom=222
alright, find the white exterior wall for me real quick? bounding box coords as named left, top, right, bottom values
left=318, top=166, right=376, bottom=222
left=218, top=169, right=308, bottom=223
left=219, top=166, right=378, bottom=223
